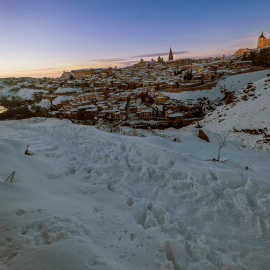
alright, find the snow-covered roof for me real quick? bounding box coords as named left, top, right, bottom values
left=52, top=96, right=74, bottom=105
left=55, top=87, right=79, bottom=94
left=168, top=112, right=184, bottom=117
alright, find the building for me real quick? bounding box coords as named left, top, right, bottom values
left=165, top=111, right=184, bottom=127
left=257, top=31, right=270, bottom=48
left=168, top=47, right=173, bottom=61
left=71, top=68, right=112, bottom=79
left=157, top=56, right=164, bottom=63
left=138, top=58, right=146, bottom=67
left=233, top=48, right=249, bottom=55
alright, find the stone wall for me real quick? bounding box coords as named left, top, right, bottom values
left=163, top=81, right=218, bottom=93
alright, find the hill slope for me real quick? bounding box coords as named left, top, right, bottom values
left=162, top=69, right=270, bottom=104
left=0, top=118, right=269, bottom=269
left=202, top=76, right=270, bottom=152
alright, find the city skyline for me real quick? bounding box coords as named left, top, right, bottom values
left=0, top=0, right=269, bottom=78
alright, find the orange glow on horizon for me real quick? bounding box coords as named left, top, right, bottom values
left=0, top=61, right=131, bottom=78
left=0, top=48, right=238, bottom=78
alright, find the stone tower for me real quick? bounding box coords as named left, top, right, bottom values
left=257, top=31, right=265, bottom=48
left=168, top=47, right=173, bottom=61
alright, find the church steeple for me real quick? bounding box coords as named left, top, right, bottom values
left=168, top=47, right=173, bottom=61
left=257, top=31, right=266, bottom=48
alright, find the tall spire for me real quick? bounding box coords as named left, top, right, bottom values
left=168, top=47, right=173, bottom=61
left=260, top=31, right=265, bottom=37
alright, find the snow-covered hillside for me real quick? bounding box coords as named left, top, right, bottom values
left=163, top=69, right=270, bottom=103
left=0, top=87, right=46, bottom=100
left=202, top=76, right=270, bottom=152
left=0, top=118, right=270, bottom=270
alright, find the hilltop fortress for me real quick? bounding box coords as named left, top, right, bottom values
left=257, top=31, right=270, bottom=48
left=234, top=31, right=270, bottom=55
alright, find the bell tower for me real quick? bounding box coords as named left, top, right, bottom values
left=257, top=31, right=265, bottom=48
left=168, top=47, right=173, bottom=61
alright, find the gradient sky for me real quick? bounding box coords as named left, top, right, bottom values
left=0, top=0, right=269, bottom=78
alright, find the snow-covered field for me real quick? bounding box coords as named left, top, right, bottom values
left=0, top=117, right=270, bottom=270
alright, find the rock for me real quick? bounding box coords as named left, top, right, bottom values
left=198, top=129, right=209, bottom=142
left=225, top=94, right=235, bottom=105
left=242, top=95, right=247, bottom=101
left=225, top=97, right=232, bottom=105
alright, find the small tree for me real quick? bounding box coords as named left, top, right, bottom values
left=184, top=70, right=193, bottom=81
left=137, top=92, right=154, bottom=105
left=214, top=133, right=229, bottom=162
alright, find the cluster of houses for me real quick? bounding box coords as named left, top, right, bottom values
left=33, top=51, right=260, bottom=129
left=45, top=86, right=198, bottom=128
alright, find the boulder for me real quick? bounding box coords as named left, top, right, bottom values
left=198, top=129, right=209, bottom=142
left=242, top=95, right=247, bottom=101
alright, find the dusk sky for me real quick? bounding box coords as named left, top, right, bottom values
left=1, top=0, right=269, bottom=78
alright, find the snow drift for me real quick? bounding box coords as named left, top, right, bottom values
left=0, top=117, right=269, bottom=270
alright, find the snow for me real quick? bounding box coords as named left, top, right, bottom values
left=202, top=76, right=270, bottom=152
left=162, top=69, right=270, bottom=103
left=55, top=87, right=81, bottom=94
left=0, top=87, right=46, bottom=100
left=0, top=117, right=270, bottom=269
left=38, top=99, right=51, bottom=109
left=168, top=113, right=183, bottom=117
left=77, top=105, right=96, bottom=110
left=52, top=96, right=74, bottom=106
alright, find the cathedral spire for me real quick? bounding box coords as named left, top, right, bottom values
left=260, top=31, right=265, bottom=37
left=168, top=47, right=173, bottom=61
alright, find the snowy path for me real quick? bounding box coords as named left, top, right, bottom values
left=0, top=118, right=270, bottom=270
